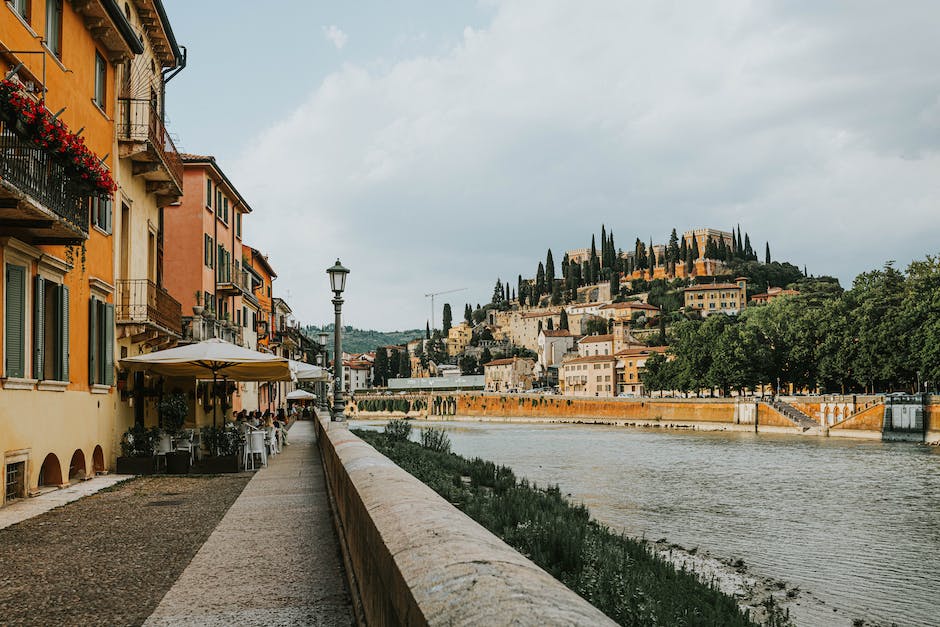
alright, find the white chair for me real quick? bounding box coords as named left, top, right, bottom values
left=244, top=430, right=267, bottom=470
left=174, top=429, right=195, bottom=465
left=156, top=433, right=173, bottom=469
left=265, top=427, right=279, bottom=456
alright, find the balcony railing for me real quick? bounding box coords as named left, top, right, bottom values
left=0, top=121, right=92, bottom=241
left=115, top=279, right=182, bottom=337
left=217, top=262, right=251, bottom=294
left=117, top=98, right=183, bottom=195
left=183, top=315, right=245, bottom=346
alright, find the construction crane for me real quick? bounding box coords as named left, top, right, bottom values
left=425, top=287, right=467, bottom=332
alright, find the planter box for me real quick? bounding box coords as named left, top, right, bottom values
left=165, top=451, right=191, bottom=475
left=192, top=454, right=239, bottom=474
left=116, top=456, right=157, bottom=476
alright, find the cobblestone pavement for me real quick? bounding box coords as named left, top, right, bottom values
left=144, top=420, right=355, bottom=626
left=0, top=473, right=133, bottom=530
left=0, top=473, right=252, bottom=626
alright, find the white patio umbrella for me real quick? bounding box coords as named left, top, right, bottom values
left=121, top=339, right=292, bottom=425
left=289, top=359, right=330, bottom=381
left=286, top=389, right=317, bottom=401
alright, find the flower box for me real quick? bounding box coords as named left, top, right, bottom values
left=116, top=456, right=158, bottom=476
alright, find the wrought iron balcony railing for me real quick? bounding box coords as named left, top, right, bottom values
left=117, top=98, right=183, bottom=195
left=0, top=121, right=92, bottom=241
left=115, top=279, right=182, bottom=337
left=217, top=262, right=251, bottom=294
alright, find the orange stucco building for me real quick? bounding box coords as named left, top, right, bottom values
left=1, top=0, right=146, bottom=499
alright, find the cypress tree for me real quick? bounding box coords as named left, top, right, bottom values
left=679, top=237, right=687, bottom=264
left=551, top=280, right=561, bottom=305
left=600, top=225, right=607, bottom=268
left=668, top=229, right=680, bottom=264
left=388, top=349, right=400, bottom=377
left=647, top=245, right=655, bottom=274
left=426, top=321, right=430, bottom=339
left=374, top=347, right=388, bottom=386
left=559, top=308, right=569, bottom=330
left=610, top=271, right=620, bottom=297
left=581, top=261, right=590, bottom=286
left=442, top=303, right=452, bottom=335
left=546, top=249, right=556, bottom=286
left=736, top=225, right=744, bottom=257
left=492, top=278, right=505, bottom=305
left=765, top=242, right=771, bottom=264
left=691, top=237, right=700, bottom=261
left=536, top=263, right=545, bottom=296
left=464, top=303, right=472, bottom=324
left=399, top=350, right=411, bottom=377
left=547, top=318, right=554, bottom=331
left=744, top=233, right=753, bottom=259
left=590, top=234, right=598, bottom=269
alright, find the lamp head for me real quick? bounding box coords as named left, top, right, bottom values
left=327, top=258, right=349, bottom=294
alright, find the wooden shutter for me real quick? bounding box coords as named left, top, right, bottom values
left=104, top=302, right=114, bottom=386
left=59, top=285, right=69, bottom=382
left=33, top=275, right=45, bottom=379
left=88, top=297, right=99, bottom=384
left=5, top=264, right=26, bottom=378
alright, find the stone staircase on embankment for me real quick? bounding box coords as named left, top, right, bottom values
left=764, top=399, right=820, bottom=432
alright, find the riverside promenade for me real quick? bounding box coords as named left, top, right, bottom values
left=145, top=420, right=355, bottom=626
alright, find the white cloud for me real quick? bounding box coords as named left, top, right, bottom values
left=322, top=25, right=348, bottom=50
left=236, top=1, right=940, bottom=329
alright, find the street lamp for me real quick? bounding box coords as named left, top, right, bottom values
left=327, top=259, right=349, bottom=421
left=318, top=331, right=329, bottom=413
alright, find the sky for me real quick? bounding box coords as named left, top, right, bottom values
left=163, top=1, right=940, bottom=331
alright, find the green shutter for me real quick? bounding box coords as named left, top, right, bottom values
left=33, top=275, right=45, bottom=380
left=5, top=264, right=26, bottom=378
left=89, top=297, right=99, bottom=385
left=59, top=285, right=69, bottom=382
left=104, top=302, right=114, bottom=386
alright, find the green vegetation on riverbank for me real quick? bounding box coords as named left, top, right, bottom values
left=355, top=425, right=789, bottom=626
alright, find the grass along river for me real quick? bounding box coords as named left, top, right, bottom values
left=351, top=419, right=940, bottom=626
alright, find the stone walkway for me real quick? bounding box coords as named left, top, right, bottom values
left=0, top=473, right=132, bottom=530
left=144, top=420, right=355, bottom=626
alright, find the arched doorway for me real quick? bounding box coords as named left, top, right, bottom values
left=92, top=446, right=105, bottom=474
left=68, top=449, right=87, bottom=482
left=39, top=454, right=62, bottom=487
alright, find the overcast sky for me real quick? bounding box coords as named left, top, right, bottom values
left=164, top=1, right=940, bottom=331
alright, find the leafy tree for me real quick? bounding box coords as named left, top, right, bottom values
left=442, top=303, right=453, bottom=335
left=582, top=316, right=608, bottom=336
left=492, top=278, right=505, bottom=306
left=459, top=354, right=479, bottom=375
left=373, top=347, right=389, bottom=386
left=388, top=349, right=401, bottom=378
left=399, top=349, right=411, bottom=378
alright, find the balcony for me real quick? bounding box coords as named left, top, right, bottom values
left=115, top=279, right=183, bottom=339
left=216, top=262, right=251, bottom=295
left=183, top=314, right=245, bottom=346
left=117, top=98, right=183, bottom=204
left=0, top=121, right=92, bottom=244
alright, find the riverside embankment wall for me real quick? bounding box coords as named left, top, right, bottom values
left=314, top=416, right=616, bottom=626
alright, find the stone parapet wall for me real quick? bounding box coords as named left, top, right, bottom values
left=455, top=393, right=740, bottom=423
left=315, top=417, right=616, bottom=626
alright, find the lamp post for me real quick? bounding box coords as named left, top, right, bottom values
left=318, top=331, right=329, bottom=413
left=327, top=259, right=349, bottom=421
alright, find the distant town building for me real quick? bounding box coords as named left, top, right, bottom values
left=447, top=322, right=473, bottom=356
left=577, top=334, right=614, bottom=357
left=616, top=346, right=669, bottom=396
left=597, top=301, right=660, bottom=323
left=684, top=278, right=748, bottom=317
left=483, top=357, right=536, bottom=392
left=561, top=355, right=618, bottom=397
left=751, top=287, right=799, bottom=305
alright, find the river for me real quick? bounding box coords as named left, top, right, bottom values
left=351, top=419, right=940, bottom=626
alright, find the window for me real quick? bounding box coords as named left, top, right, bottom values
left=4, top=263, right=27, bottom=378
left=206, top=178, right=213, bottom=208
left=10, top=0, right=29, bottom=21
left=90, top=195, right=112, bottom=233
left=5, top=460, right=26, bottom=503
left=236, top=213, right=242, bottom=238
left=88, top=297, right=114, bottom=386
left=204, top=291, right=211, bottom=313
left=33, top=277, right=69, bottom=381
left=45, top=0, right=63, bottom=57
left=215, top=190, right=222, bottom=218
left=94, top=52, right=107, bottom=110
left=204, top=235, right=213, bottom=267
left=222, top=197, right=229, bottom=223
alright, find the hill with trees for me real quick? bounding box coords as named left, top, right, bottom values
left=304, top=325, right=423, bottom=355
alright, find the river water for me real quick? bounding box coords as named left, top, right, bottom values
left=351, top=419, right=940, bottom=626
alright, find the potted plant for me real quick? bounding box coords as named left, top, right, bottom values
left=159, top=392, right=191, bottom=474
left=193, top=291, right=204, bottom=316
left=116, top=424, right=161, bottom=475
left=197, top=422, right=244, bottom=473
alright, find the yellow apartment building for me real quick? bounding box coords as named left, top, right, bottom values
left=684, top=278, right=748, bottom=317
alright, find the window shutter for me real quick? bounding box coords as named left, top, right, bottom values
left=33, top=275, right=45, bottom=379
left=89, top=297, right=99, bottom=384
left=104, top=302, right=115, bottom=386
left=104, top=197, right=112, bottom=234
left=59, top=285, right=69, bottom=382
left=5, top=264, right=26, bottom=378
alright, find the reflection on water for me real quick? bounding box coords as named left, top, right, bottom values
left=352, top=419, right=940, bottom=627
